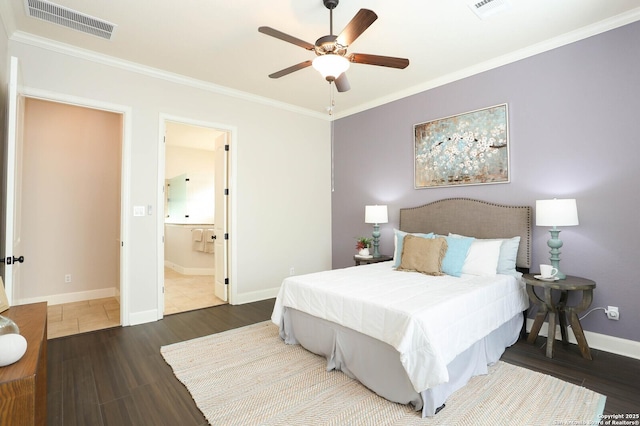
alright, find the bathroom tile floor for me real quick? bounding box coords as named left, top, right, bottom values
left=47, top=268, right=225, bottom=339
left=47, top=297, right=120, bottom=339
left=163, top=268, right=226, bottom=315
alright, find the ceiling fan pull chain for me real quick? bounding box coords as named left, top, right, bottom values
left=327, top=82, right=335, bottom=116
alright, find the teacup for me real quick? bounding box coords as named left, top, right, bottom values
left=540, top=264, right=558, bottom=279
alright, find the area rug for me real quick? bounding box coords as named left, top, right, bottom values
left=161, top=321, right=606, bottom=425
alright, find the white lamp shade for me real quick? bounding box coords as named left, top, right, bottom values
left=312, top=54, right=350, bottom=80
left=536, top=199, right=579, bottom=227
left=365, top=205, right=388, bottom=224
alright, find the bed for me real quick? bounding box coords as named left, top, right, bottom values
left=271, top=198, right=531, bottom=417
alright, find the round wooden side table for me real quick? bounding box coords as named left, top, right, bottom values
left=523, top=274, right=596, bottom=360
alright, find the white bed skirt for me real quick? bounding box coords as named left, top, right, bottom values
left=280, top=307, right=524, bottom=417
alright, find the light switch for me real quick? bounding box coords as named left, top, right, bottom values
left=133, top=206, right=145, bottom=216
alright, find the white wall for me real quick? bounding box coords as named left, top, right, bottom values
left=8, top=38, right=332, bottom=322
left=164, top=224, right=214, bottom=274
left=165, top=145, right=215, bottom=181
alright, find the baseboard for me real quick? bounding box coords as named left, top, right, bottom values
left=525, top=318, right=640, bottom=360
left=129, top=309, right=159, bottom=326
left=232, top=287, right=281, bottom=305
left=17, top=287, right=118, bottom=306
left=164, top=261, right=214, bottom=276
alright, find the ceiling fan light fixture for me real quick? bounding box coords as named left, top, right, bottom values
left=312, top=54, right=350, bottom=81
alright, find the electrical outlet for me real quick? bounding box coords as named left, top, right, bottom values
left=65, top=274, right=72, bottom=283
left=289, top=267, right=295, bottom=276
left=606, top=306, right=619, bottom=320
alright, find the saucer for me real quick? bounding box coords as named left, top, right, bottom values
left=534, top=275, right=559, bottom=282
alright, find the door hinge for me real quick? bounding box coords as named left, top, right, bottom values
left=224, top=188, right=229, bottom=196
left=224, top=278, right=229, bottom=285
left=225, top=144, right=229, bottom=151
left=224, top=233, right=229, bottom=240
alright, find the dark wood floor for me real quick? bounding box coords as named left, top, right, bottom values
left=502, top=334, right=640, bottom=415
left=47, top=299, right=640, bottom=425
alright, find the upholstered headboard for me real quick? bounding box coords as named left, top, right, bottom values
left=399, top=198, right=532, bottom=269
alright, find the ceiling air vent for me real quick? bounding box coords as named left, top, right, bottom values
left=467, top=0, right=511, bottom=20
left=24, top=0, right=116, bottom=40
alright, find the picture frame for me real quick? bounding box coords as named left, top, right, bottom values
left=414, top=103, right=510, bottom=189
left=0, top=277, right=9, bottom=313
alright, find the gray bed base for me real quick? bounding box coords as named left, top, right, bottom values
left=280, top=306, right=524, bottom=417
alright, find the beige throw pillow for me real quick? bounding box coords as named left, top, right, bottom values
left=398, top=235, right=447, bottom=276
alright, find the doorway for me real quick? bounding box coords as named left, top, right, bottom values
left=160, top=118, right=231, bottom=315
left=21, top=97, right=124, bottom=338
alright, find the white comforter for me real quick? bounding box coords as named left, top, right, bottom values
left=271, top=261, right=528, bottom=392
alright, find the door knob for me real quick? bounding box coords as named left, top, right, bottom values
left=1, top=256, right=24, bottom=264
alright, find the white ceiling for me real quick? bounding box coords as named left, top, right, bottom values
left=1, top=0, right=639, bottom=118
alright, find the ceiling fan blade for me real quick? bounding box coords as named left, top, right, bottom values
left=348, top=53, right=410, bottom=69
left=336, top=9, right=377, bottom=47
left=268, top=60, right=313, bottom=79
left=258, top=26, right=315, bottom=51
left=335, top=73, right=350, bottom=92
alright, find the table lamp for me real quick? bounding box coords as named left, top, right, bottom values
left=365, top=205, right=388, bottom=258
left=535, top=198, right=579, bottom=279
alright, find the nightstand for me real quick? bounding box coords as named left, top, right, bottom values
left=354, top=254, right=392, bottom=266
left=523, top=274, right=596, bottom=360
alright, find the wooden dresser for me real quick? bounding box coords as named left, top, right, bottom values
left=0, top=302, right=48, bottom=426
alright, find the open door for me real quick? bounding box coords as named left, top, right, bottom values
left=1, top=57, right=25, bottom=304
left=214, top=133, right=228, bottom=302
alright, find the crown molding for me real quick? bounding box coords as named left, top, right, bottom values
left=9, top=31, right=330, bottom=121
left=8, top=6, right=640, bottom=121
left=334, top=7, right=640, bottom=119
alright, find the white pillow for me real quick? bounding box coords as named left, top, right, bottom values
left=461, top=239, right=502, bottom=276
left=450, top=234, right=521, bottom=277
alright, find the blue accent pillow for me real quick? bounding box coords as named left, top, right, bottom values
left=393, top=229, right=434, bottom=268
left=441, top=235, right=474, bottom=277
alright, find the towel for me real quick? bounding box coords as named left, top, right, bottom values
left=204, top=229, right=215, bottom=254
left=192, top=228, right=204, bottom=252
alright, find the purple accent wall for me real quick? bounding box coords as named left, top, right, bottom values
left=332, top=21, right=640, bottom=342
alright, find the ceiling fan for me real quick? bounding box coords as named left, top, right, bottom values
left=258, top=0, right=409, bottom=93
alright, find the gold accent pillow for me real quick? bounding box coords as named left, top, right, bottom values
left=398, top=235, right=448, bottom=276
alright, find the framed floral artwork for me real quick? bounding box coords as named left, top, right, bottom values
left=414, top=104, right=510, bottom=188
